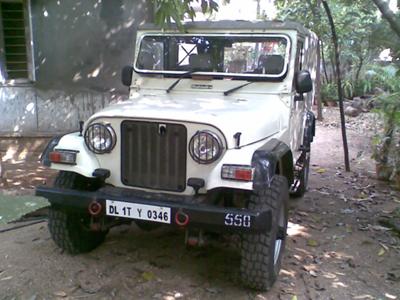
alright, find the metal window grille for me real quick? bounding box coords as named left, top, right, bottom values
left=0, top=1, right=29, bottom=79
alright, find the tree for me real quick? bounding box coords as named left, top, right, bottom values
left=322, top=0, right=351, bottom=171
left=152, top=0, right=221, bottom=29
left=276, top=0, right=380, bottom=85
left=371, top=0, right=400, bottom=38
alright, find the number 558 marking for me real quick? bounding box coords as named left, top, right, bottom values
left=224, top=213, right=251, bottom=228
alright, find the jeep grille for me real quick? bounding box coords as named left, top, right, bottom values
left=121, top=121, right=187, bottom=192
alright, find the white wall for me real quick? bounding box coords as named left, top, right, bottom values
left=0, top=87, right=121, bottom=136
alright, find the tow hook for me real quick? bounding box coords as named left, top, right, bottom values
left=88, top=200, right=102, bottom=216
left=175, top=210, right=189, bottom=226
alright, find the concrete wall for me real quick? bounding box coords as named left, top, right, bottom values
left=0, top=0, right=153, bottom=136
left=0, top=87, right=115, bottom=135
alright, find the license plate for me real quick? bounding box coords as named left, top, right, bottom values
left=106, top=200, right=171, bottom=224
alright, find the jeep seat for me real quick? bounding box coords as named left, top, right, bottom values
left=258, top=54, right=284, bottom=75
left=189, top=53, right=212, bottom=71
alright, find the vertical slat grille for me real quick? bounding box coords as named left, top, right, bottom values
left=1, top=2, right=29, bottom=79
left=121, top=121, right=187, bottom=192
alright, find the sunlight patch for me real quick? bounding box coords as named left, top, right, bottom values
left=287, top=221, right=310, bottom=237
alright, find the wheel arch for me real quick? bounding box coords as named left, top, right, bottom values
left=41, top=132, right=100, bottom=178
left=251, top=139, right=294, bottom=191
left=303, top=110, right=316, bottom=147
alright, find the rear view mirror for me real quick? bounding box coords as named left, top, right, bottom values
left=121, top=66, right=134, bottom=86
left=295, top=70, right=313, bottom=94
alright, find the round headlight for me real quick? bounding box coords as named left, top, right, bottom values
left=84, top=123, right=116, bottom=154
left=189, top=130, right=223, bottom=164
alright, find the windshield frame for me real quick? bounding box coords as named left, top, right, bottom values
left=134, top=33, right=292, bottom=80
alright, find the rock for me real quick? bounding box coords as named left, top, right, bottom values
left=340, top=208, right=354, bottom=214
left=387, top=270, right=400, bottom=282
left=373, top=87, right=385, bottom=95
left=53, top=291, right=67, bottom=297
left=346, top=258, right=356, bottom=268
left=345, top=106, right=361, bottom=117
left=351, top=97, right=363, bottom=109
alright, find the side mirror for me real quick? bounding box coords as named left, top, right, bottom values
left=121, top=65, right=134, bottom=87
left=295, top=70, right=313, bottom=94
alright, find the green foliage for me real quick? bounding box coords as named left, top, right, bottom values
left=371, top=68, right=400, bottom=171
left=369, top=65, right=400, bottom=93
left=342, top=77, right=374, bottom=98
left=275, top=0, right=388, bottom=88
left=152, top=0, right=222, bottom=30
left=369, top=18, right=400, bottom=61
left=342, top=79, right=353, bottom=98
left=321, top=82, right=338, bottom=102
left=355, top=79, right=372, bottom=96
left=374, top=93, right=400, bottom=128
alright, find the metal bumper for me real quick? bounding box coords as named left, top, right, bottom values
left=36, top=185, right=271, bottom=233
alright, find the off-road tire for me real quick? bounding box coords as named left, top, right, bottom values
left=240, top=175, right=289, bottom=291
left=48, top=171, right=107, bottom=254
left=291, top=151, right=310, bottom=198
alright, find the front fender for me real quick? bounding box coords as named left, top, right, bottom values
left=41, top=135, right=62, bottom=167
left=43, top=132, right=100, bottom=178
left=303, top=110, right=316, bottom=147
left=251, top=139, right=293, bottom=191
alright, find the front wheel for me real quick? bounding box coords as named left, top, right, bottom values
left=48, top=171, right=107, bottom=254
left=240, top=175, right=289, bottom=291
left=48, top=207, right=107, bottom=254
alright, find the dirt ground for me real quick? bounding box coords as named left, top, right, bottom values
left=0, top=108, right=399, bottom=300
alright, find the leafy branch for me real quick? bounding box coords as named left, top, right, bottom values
left=152, top=0, right=222, bottom=30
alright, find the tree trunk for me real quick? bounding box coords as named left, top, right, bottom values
left=320, top=40, right=329, bottom=83
left=322, top=0, right=351, bottom=172
left=372, top=0, right=400, bottom=38
left=316, top=40, right=323, bottom=121
left=355, top=55, right=364, bottom=83
left=329, top=54, right=337, bottom=82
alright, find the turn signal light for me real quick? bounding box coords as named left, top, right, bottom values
left=221, top=165, right=254, bottom=182
left=49, top=150, right=77, bottom=165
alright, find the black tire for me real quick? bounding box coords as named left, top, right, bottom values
left=240, top=175, right=289, bottom=291
left=48, top=171, right=107, bottom=254
left=290, top=151, right=310, bottom=198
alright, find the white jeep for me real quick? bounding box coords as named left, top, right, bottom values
left=37, top=20, right=317, bottom=291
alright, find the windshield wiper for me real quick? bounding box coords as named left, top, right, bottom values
left=223, top=82, right=253, bottom=96
left=166, top=71, right=194, bottom=93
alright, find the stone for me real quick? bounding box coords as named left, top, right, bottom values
left=345, top=106, right=361, bottom=117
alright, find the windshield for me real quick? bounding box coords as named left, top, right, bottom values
left=135, top=34, right=290, bottom=79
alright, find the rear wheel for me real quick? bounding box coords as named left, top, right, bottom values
left=240, top=175, right=289, bottom=291
left=291, top=151, right=310, bottom=198
left=48, top=171, right=107, bottom=254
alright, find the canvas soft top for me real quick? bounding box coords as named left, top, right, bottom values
left=139, top=20, right=312, bottom=36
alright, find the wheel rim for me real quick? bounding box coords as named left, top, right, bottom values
left=274, top=204, right=285, bottom=265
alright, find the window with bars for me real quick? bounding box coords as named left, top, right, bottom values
left=0, top=0, right=33, bottom=81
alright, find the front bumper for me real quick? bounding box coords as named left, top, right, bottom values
left=36, top=185, right=271, bottom=233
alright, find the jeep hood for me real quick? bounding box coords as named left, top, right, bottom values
left=88, top=93, right=289, bottom=149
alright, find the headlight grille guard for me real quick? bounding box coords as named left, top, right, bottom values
left=84, top=123, right=117, bottom=154
left=189, top=130, right=224, bottom=164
